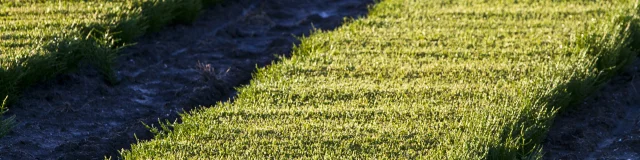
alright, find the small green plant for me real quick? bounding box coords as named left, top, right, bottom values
left=86, top=29, right=121, bottom=85
left=0, top=96, right=16, bottom=137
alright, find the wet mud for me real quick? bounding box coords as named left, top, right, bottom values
left=0, top=0, right=373, bottom=159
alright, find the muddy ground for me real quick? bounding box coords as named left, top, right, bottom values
left=0, top=0, right=373, bottom=159
left=544, top=57, right=640, bottom=159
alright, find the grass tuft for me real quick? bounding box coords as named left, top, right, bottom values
left=0, top=96, right=15, bottom=137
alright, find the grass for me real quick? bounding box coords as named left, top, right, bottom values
left=0, top=0, right=221, bottom=136
left=0, top=96, right=14, bottom=137
left=121, top=0, right=640, bottom=159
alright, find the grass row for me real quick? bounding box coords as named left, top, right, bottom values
left=1, top=0, right=221, bottom=104
left=0, top=0, right=221, bottom=136
left=122, top=0, right=640, bottom=159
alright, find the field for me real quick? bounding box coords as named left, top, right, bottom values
left=120, top=0, right=640, bottom=159
left=1, top=0, right=639, bottom=159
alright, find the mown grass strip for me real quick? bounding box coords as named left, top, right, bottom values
left=0, top=0, right=221, bottom=103
left=119, top=0, right=639, bottom=159
left=0, top=0, right=221, bottom=136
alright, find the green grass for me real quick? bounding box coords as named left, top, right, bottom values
left=0, top=0, right=222, bottom=103
left=0, top=96, right=15, bottom=137
left=0, top=0, right=221, bottom=136
left=122, top=0, right=640, bottom=159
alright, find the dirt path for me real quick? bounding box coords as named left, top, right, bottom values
left=0, top=0, right=373, bottom=159
left=544, top=57, right=640, bottom=159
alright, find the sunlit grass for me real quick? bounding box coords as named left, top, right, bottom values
left=122, top=0, right=639, bottom=159
left=0, top=0, right=221, bottom=137
left=0, top=0, right=221, bottom=102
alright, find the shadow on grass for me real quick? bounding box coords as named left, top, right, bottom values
left=488, top=11, right=640, bottom=159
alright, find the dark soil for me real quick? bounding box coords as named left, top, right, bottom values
left=544, top=57, right=640, bottom=159
left=0, top=0, right=373, bottom=159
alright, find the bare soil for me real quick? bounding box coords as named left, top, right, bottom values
left=0, top=0, right=373, bottom=159
left=544, top=57, right=640, bottom=159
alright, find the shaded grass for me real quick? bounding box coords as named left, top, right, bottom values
left=0, top=0, right=221, bottom=136
left=121, top=0, right=640, bottom=159
left=0, top=96, right=15, bottom=137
